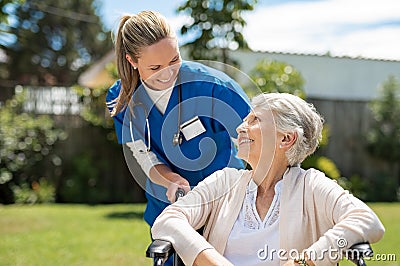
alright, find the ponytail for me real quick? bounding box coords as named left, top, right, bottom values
left=112, top=15, right=139, bottom=116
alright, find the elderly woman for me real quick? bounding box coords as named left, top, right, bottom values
left=151, top=93, right=385, bottom=266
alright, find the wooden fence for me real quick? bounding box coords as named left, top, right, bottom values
left=309, top=98, right=390, bottom=181
left=53, top=96, right=392, bottom=202
left=51, top=115, right=146, bottom=203
left=1, top=86, right=395, bottom=202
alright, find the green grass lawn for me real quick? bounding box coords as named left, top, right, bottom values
left=0, top=204, right=153, bottom=266
left=0, top=203, right=399, bottom=266
left=339, top=203, right=400, bottom=266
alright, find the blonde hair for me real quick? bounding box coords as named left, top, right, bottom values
left=251, top=93, right=324, bottom=166
left=111, top=11, right=176, bottom=116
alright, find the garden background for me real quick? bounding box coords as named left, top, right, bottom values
left=1, top=0, right=399, bottom=265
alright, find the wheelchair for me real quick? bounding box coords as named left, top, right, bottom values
left=146, top=189, right=374, bottom=266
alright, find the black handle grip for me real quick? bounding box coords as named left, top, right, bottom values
left=175, top=188, right=185, bottom=201
left=146, top=239, right=174, bottom=259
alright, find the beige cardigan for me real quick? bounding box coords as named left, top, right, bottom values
left=152, top=167, right=385, bottom=266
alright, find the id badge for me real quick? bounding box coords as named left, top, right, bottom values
left=180, top=116, right=206, bottom=141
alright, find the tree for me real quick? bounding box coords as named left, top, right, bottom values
left=178, top=0, right=257, bottom=65
left=365, top=75, right=400, bottom=201
left=248, top=58, right=306, bottom=98
left=0, top=0, right=26, bottom=82
left=0, top=0, right=23, bottom=23
left=1, top=0, right=112, bottom=86
left=366, top=76, right=400, bottom=162
left=73, top=62, right=117, bottom=141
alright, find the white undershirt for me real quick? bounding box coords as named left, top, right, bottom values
left=141, top=79, right=174, bottom=115
left=224, top=179, right=282, bottom=266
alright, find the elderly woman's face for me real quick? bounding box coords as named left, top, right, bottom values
left=236, top=107, right=277, bottom=168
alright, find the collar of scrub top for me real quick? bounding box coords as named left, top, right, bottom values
left=128, top=77, right=183, bottom=153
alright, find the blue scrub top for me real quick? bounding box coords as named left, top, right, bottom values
left=107, top=61, right=251, bottom=226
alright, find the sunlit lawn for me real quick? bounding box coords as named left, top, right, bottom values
left=339, top=202, right=399, bottom=266
left=0, top=203, right=399, bottom=266
left=0, top=204, right=153, bottom=266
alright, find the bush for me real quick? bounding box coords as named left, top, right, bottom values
left=12, top=178, right=56, bottom=204
left=58, top=152, right=110, bottom=204
left=364, top=172, right=399, bottom=202
left=365, top=75, right=400, bottom=201
left=0, top=87, right=65, bottom=204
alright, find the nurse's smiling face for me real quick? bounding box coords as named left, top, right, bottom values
left=127, top=37, right=182, bottom=91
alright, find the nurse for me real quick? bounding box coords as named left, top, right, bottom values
left=106, top=11, right=250, bottom=230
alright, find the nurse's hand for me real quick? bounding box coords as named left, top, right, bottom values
left=166, top=176, right=190, bottom=203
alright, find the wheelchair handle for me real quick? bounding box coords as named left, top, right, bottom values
left=146, top=239, right=174, bottom=266
left=147, top=189, right=186, bottom=266
left=344, top=242, right=373, bottom=266
left=175, top=188, right=185, bottom=201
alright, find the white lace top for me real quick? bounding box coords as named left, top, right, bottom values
left=224, top=179, right=282, bottom=265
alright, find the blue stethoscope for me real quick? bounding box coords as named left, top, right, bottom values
left=128, top=83, right=183, bottom=153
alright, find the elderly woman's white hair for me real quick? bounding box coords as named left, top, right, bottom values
left=251, top=93, right=324, bottom=166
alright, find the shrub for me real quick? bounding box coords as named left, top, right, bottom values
left=12, top=178, right=56, bottom=204
left=365, top=75, right=400, bottom=201
left=0, top=87, right=65, bottom=204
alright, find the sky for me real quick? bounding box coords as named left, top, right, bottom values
left=98, top=0, right=400, bottom=61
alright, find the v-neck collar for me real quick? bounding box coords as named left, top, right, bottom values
left=246, top=179, right=282, bottom=228
left=135, top=80, right=180, bottom=119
